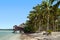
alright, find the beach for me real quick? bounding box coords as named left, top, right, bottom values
left=0, top=31, right=60, bottom=40
left=20, top=32, right=60, bottom=40
left=0, top=32, right=36, bottom=40
left=20, top=34, right=37, bottom=40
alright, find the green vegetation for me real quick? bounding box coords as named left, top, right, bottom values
left=24, top=0, right=60, bottom=33
left=24, top=26, right=36, bottom=33
left=47, top=30, right=52, bottom=35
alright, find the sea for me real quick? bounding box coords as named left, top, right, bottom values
left=0, top=29, right=17, bottom=40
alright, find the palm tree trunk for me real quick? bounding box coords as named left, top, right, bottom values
left=47, top=15, right=49, bottom=31
left=53, top=19, right=55, bottom=31
left=38, top=20, right=41, bottom=32
left=53, top=19, right=56, bottom=32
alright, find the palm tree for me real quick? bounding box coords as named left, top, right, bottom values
left=27, top=4, right=46, bottom=32
left=42, top=0, right=60, bottom=31
left=29, top=5, right=42, bottom=32
left=25, top=0, right=60, bottom=32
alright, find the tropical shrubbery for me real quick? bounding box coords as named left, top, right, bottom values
left=47, top=30, right=52, bottom=35
left=24, top=26, right=38, bottom=33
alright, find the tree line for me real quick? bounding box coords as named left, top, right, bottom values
left=24, top=0, right=60, bottom=33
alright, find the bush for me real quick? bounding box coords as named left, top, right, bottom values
left=24, top=26, right=38, bottom=33
left=47, top=30, right=52, bottom=35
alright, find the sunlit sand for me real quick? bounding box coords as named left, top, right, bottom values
left=0, top=32, right=60, bottom=40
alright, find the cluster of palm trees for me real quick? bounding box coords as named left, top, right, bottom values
left=25, top=0, right=60, bottom=32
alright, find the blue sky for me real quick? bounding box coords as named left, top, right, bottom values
left=0, top=0, right=42, bottom=29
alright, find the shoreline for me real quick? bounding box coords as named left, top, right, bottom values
left=0, top=32, right=60, bottom=40
left=20, top=32, right=60, bottom=40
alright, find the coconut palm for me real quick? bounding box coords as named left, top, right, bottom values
left=41, top=0, right=60, bottom=31
left=25, top=0, right=60, bottom=33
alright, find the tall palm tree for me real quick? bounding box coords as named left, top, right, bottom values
left=30, top=5, right=42, bottom=32
left=25, top=0, right=60, bottom=32
left=27, top=4, right=46, bottom=32
left=42, top=0, right=60, bottom=31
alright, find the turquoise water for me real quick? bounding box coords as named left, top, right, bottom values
left=0, top=30, right=14, bottom=39
left=0, top=30, right=21, bottom=40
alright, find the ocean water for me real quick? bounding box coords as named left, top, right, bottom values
left=0, top=30, right=15, bottom=40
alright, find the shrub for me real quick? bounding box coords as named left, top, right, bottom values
left=47, top=30, right=52, bottom=35
left=24, top=26, right=38, bottom=33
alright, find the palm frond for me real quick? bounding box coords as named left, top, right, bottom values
left=52, top=1, right=60, bottom=12
left=53, top=1, right=60, bottom=8
left=50, top=0, right=56, bottom=4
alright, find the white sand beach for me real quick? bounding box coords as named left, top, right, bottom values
left=0, top=32, right=60, bottom=40
left=20, top=32, right=60, bottom=40
left=20, top=34, right=37, bottom=40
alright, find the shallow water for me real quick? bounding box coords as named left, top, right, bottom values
left=0, top=30, right=17, bottom=40
left=0, top=32, right=13, bottom=37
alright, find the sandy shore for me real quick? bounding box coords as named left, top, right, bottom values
left=1, top=32, right=60, bottom=40
left=20, top=34, right=37, bottom=40
left=20, top=32, right=60, bottom=40
left=0, top=33, right=37, bottom=40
